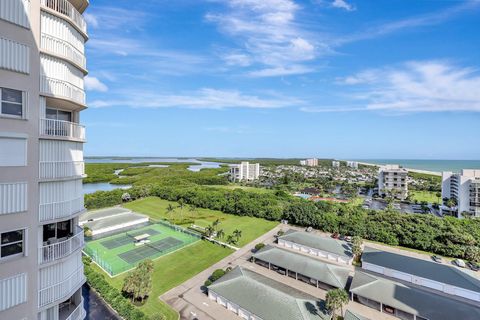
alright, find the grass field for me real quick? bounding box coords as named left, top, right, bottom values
left=410, top=190, right=441, bottom=204
left=93, top=240, right=233, bottom=319
left=204, top=184, right=275, bottom=194
left=123, top=197, right=278, bottom=246
left=84, top=223, right=199, bottom=276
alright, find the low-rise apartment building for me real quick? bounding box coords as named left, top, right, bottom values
left=441, top=169, right=480, bottom=218
left=378, top=165, right=408, bottom=200
left=229, top=162, right=260, bottom=181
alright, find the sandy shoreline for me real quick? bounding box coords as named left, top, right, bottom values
left=356, top=161, right=442, bottom=176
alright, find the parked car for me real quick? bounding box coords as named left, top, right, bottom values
left=453, top=259, right=466, bottom=268
left=331, top=232, right=339, bottom=239
left=431, top=255, right=443, bottom=263
left=344, top=236, right=352, bottom=242
left=467, top=262, right=480, bottom=271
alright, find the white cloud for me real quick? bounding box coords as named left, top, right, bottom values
left=222, top=53, right=252, bottom=67
left=84, top=76, right=108, bottom=92
left=83, top=13, right=98, bottom=28
left=332, top=0, right=355, bottom=11
left=206, top=0, right=319, bottom=76
left=248, top=65, right=314, bottom=77
left=89, top=88, right=304, bottom=110
left=339, top=61, right=480, bottom=113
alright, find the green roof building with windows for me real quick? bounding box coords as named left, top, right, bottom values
left=208, top=266, right=331, bottom=320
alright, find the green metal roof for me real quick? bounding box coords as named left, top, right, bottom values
left=278, top=230, right=353, bottom=259
left=362, top=247, right=480, bottom=292
left=253, top=245, right=350, bottom=288
left=350, top=271, right=480, bottom=320
left=343, top=310, right=370, bottom=320
left=208, top=266, right=332, bottom=320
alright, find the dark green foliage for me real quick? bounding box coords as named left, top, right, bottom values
left=85, top=183, right=480, bottom=260
left=204, top=268, right=229, bottom=286
left=83, top=257, right=153, bottom=320
left=408, top=172, right=441, bottom=192
left=255, top=243, right=266, bottom=251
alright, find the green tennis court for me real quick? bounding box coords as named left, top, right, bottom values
left=83, top=222, right=200, bottom=276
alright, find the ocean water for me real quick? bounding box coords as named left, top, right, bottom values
left=354, top=159, right=480, bottom=173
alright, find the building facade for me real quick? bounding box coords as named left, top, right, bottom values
left=346, top=161, right=358, bottom=169
left=229, top=162, right=260, bottom=181
left=300, top=158, right=318, bottom=166
left=378, top=165, right=408, bottom=200
left=0, top=0, right=88, bottom=319
left=441, top=169, right=480, bottom=218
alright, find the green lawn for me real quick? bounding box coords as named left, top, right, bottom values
left=410, top=190, right=441, bottom=204
left=93, top=240, right=232, bottom=319
left=204, top=184, right=275, bottom=194
left=123, top=197, right=278, bottom=246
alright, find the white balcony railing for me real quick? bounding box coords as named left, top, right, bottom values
left=40, top=161, right=85, bottom=180
left=63, top=300, right=86, bottom=320
left=41, top=33, right=86, bottom=69
left=39, top=197, right=84, bottom=222
left=38, top=265, right=85, bottom=308
left=40, top=0, right=87, bottom=35
left=39, top=227, right=84, bottom=264
left=40, top=75, right=86, bottom=106
left=40, top=118, right=85, bottom=141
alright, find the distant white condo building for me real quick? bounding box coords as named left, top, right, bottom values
left=332, top=160, right=340, bottom=168
left=441, top=169, right=480, bottom=218
left=300, top=158, right=318, bottom=166
left=229, top=162, right=260, bottom=181
left=347, top=161, right=359, bottom=169
left=378, top=165, right=408, bottom=200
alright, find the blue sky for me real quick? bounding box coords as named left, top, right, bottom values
left=82, top=0, right=480, bottom=159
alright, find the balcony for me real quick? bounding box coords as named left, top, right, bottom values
left=40, top=161, right=85, bottom=180
left=41, top=32, right=86, bottom=70
left=39, top=196, right=84, bottom=222
left=40, top=118, right=85, bottom=141
left=61, top=298, right=86, bottom=320
left=38, top=265, right=85, bottom=308
left=40, top=0, right=87, bottom=35
left=40, top=75, right=86, bottom=106
left=39, top=226, right=84, bottom=264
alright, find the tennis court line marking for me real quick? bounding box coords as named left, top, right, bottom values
left=84, top=239, right=201, bottom=278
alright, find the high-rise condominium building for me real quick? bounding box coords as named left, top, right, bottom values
left=378, top=165, right=408, bottom=200
left=0, top=0, right=88, bottom=319
left=299, top=158, right=318, bottom=166
left=230, top=162, right=260, bottom=181
left=441, top=170, right=480, bottom=218
left=347, top=161, right=358, bottom=169
left=332, top=160, right=340, bottom=168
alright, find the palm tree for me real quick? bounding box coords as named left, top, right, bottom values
left=226, top=235, right=235, bottom=245
left=351, top=236, right=363, bottom=261
left=233, top=229, right=242, bottom=244
left=216, top=229, right=225, bottom=240
left=325, top=289, right=349, bottom=319
left=204, top=225, right=214, bottom=238
left=212, top=219, right=221, bottom=231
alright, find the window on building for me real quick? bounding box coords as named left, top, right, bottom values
left=1, top=230, right=24, bottom=259
left=1, top=88, right=24, bottom=118
left=46, top=108, right=72, bottom=122
left=43, top=220, right=72, bottom=242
